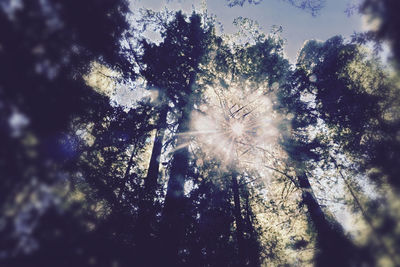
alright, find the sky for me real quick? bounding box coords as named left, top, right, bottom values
left=130, top=0, right=364, bottom=63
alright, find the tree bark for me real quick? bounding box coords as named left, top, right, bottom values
left=159, top=97, right=193, bottom=267
left=231, top=171, right=246, bottom=266
left=296, top=170, right=358, bottom=267
left=135, top=105, right=168, bottom=266
left=144, top=105, right=168, bottom=193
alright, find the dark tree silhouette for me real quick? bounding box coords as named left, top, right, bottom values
left=351, top=0, right=400, bottom=67
left=293, top=35, right=400, bottom=265
left=0, top=0, right=132, bottom=264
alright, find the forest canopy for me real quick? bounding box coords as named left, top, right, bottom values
left=0, top=0, right=399, bottom=266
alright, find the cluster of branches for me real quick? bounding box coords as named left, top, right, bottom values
left=226, top=0, right=325, bottom=16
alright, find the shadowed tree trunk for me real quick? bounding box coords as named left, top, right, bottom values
left=159, top=96, right=193, bottom=266
left=296, top=170, right=361, bottom=266
left=135, top=104, right=168, bottom=265
left=144, top=105, right=168, bottom=192
left=231, top=170, right=246, bottom=266
left=136, top=12, right=210, bottom=266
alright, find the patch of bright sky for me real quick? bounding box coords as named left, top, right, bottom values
left=130, top=0, right=364, bottom=63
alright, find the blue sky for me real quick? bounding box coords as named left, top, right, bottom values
left=131, top=0, right=364, bottom=63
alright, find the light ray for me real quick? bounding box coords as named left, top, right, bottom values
left=175, top=129, right=223, bottom=136
left=168, top=141, right=192, bottom=154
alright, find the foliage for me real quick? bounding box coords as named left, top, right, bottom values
left=226, top=0, right=325, bottom=16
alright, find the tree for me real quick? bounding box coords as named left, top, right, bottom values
left=274, top=37, right=378, bottom=266
left=284, top=35, right=400, bottom=265
left=0, top=0, right=131, bottom=262
left=130, top=11, right=215, bottom=266
left=158, top=13, right=213, bottom=267
left=296, top=36, right=400, bottom=192
left=186, top=24, right=300, bottom=265
left=351, top=0, right=400, bottom=67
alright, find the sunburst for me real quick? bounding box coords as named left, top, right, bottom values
left=186, top=81, right=281, bottom=170
left=230, top=121, right=245, bottom=137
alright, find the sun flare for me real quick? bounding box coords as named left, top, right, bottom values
left=188, top=81, right=281, bottom=169
left=230, top=121, right=245, bottom=137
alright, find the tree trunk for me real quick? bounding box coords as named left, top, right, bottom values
left=332, top=157, right=400, bottom=265
left=231, top=171, right=246, bottom=266
left=159, top=98, right=193, bottom=267
left=135, top=105, right=168, bottom=266
left=296, top=171, right=358, bottom=267
left=244, top=191, right=261, bottom=267
left=144, top=105, right=168, bottom=193
left=117, top=143, right=136, bottom=202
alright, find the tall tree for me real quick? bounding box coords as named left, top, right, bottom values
left=292, top=35, right=400, bottom=265
left=0, top=0, right=131, bottom=262
left=135, top=11, right=214, bottom=266
left=275, top=37, right=376, bottom=266
left=160, top=13, right=212, bottom=266
left=186, top=24, right=295, bottom=265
